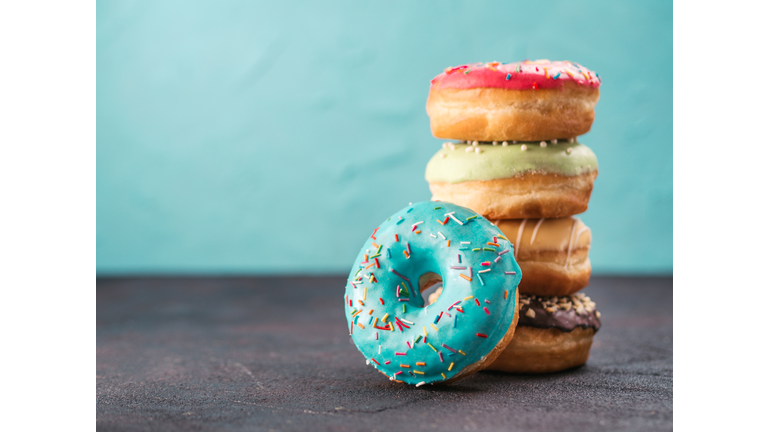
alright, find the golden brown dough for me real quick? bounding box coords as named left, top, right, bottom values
left=429, top=171, right=597, bottom=220
left=494, top=217, right=592, bottom=296
left=486, top=326, right=596, bottom=373
left=426, top=81, right=599, bottom=142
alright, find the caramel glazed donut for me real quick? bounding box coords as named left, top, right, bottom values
left=425, top=140, right=597, bottom=220
left=494, top=217, right=592, bottom=297
left=486, top=293, right=601, bottom=373
left=427, top=60, right=601, bottom=142
left=426, top=217, right=594, bottom=297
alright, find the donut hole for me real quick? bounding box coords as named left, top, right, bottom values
left=418, top=272, right=443, bottom=305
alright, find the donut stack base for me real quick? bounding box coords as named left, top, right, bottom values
left=486, top=293, right=601, bottom=373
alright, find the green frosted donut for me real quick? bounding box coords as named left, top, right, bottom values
left=425, top=140, right=598, bottom=184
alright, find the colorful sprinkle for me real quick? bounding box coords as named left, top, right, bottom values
left=441, top=343, right=458, bottom=353
left=448, top=214, right=464, bottom=225
left=396, top=317, right=410, bottom=328
left=476, top=333, right=488, bottom=338
left=448, top=362, right=455, bottom=371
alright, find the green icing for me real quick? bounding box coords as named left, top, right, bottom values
left=424, top=141, right=598, bottom=184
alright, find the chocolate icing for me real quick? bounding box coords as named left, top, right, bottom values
left=518, top=294, right=601, bottom=333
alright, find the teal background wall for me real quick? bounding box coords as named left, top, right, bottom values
left=96, top=0, right=672, bottom=275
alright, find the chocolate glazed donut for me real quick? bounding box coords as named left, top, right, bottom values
left=486, top=293, right=601, bottom=373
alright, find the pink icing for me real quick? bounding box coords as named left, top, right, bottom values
left=430, top=60, right=601, bottom=90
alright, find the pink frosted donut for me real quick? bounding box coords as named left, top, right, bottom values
left=426, top=60, right=601, bottom=142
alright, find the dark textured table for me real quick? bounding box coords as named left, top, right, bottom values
left=97, top=276, right=672, bottom=431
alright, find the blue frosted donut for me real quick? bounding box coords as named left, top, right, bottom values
left=344, top=201, right=522, bottom=386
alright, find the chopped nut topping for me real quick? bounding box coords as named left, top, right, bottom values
left=519, top=293, right=598, bottom=317
left=525, top=309, right=536, bottom=318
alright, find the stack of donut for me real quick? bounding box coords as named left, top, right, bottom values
left=424, top=60, right=603, bottom=373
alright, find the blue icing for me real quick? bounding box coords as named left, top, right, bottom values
left=344, top=201, right=522, bottom=385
